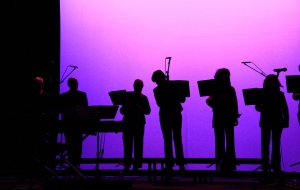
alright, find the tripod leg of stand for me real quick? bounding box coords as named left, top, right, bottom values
left=59, top=153, right=86, bottom=180
left=253, top=165, right=263, bottom=172
left=33, top=157, right=61, bottom=180
left=8, top=156, right=62, bottom=190
left=207, top=158, right=221, bottom=170
left=290, top=162, right=300, bottom=167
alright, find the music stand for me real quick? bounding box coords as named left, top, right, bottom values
left=81, top=106, right=119, bottom=170
left=70, top=106, right=118, bottom=120
left=242, top=88, right=265, bottom=173
left=197, top=78, right=231, bottom=97
left=242, top=88, right=265, bottom=105
left=287, top=76, right=300, bottom=170
left=64, top=106, right=119, bottom=171
left=286, top=75, right=300, bottom=93
left=198, top=78, right=240, bottom=170
left=168, top=80, right=190, bottom=98
left=155, top=80, right=191, bottom=185
left=109, top=90, right=126, bottom=105
left=242, top=88, right=300, bottom=189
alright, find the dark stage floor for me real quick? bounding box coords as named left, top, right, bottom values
left=2, top=175, right=300, bottom=190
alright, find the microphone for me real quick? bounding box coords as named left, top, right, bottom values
left=166, top=57, right=172, bottom=60
left=70, top=65, right=78, bottom=68
left=274, top=68, right=287, bottom=72
left=242, top=62, right=251, bottom=64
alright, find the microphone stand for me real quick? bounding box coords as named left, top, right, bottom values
left=60, top=65, right=77, bottom=84
left=165, top=58, right=171, bottom=81
left=242, top=62, right=267, bottom=77
left=57, top=65, right=78, bottom=170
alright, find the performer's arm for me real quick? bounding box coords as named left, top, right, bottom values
left=153, top=89, right=162, bottom=108
left=120, top=105, right=126, bottom=115
left=179, top=96, right=186, bottom=103
left=293, top=93, right=300, bottom=100
left=281, top=92, right=289, bottom=128
left=255, top=104, right=262, bottom=112
left=206, top=96, right=215, bottom=108
left=139, top=96, right=151, bottom=115
left=231, top=87, right=239, bottom=126
left=83, top=93, right=88, bottom=106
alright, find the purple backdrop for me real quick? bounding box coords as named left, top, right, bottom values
left=60, top=0, right=300, bottom=171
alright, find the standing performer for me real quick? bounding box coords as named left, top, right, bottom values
left=151, top=70, right=186, bottom=173
left=255, top=74, right=289, bottom=172
left=59, top=77, right=88, bottom=169
left=120, top=79, right=151, bottom=170
left=206, top=68, right=239, bottom=171
left=292, top=92, right=300, bottom=125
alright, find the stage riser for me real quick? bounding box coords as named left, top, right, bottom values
left=54, top=170, right=300, bottom=179
left=44, top=180, right=133, bottom=190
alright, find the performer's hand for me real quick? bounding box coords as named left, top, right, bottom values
left=206, top=96, right=214, bottom=108
left=135, top=104, right=143, bottom=111
left=234, top=119, right=238, bottom=126
left=283, top=118, right=289, bottom=128
left=180, top=97, right=186, bottom=103
left=293, top=93, right=300, bottom=100
left=220, top=93, right=228, bottom=100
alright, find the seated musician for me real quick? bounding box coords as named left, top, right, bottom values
left=59, top=77, right=88, bottom=169
left=120, top=79, right=151, bottom=170
left=26, top=76, right=56, bottom=172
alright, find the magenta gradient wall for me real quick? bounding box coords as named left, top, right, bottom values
left=60, top=0, right=300, bottom=171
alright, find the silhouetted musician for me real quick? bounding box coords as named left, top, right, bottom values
left=120, top=79, right=151, bottom=170
left=152, top=70, right=186, bottom=173
left=59, top=77, right=88, bottom=169
left=255, top=74, right=289, bottom=172
left=26, top=76, right=56, bottom=172
left=206, top=68, right=239, bottom=171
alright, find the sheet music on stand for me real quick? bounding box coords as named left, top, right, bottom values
left=242, top=88, right=265, bottom=105
left=61, top=105, right=119, bottom=122
left=108, top=90, right=127, bottom=105
left=168, top=80, right=190, bottom=98
left=286, top=75, right=300, bottom=93
left=197, top=78, right=231, bottom=97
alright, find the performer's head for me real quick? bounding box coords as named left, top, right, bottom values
left=214, top=68, right=230, bottom=79
left=134, top=79, right=143, bottom=93
left=68, top=77, right=78, bottom=91
left=152, top=70, right=165, bottom=85
left=32, top=76, right=44, bottom=94
left=263, top=74, right=281, bottom=90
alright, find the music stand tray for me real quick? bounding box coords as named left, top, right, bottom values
left=242, top=88, right=264, bottom=105
left=109, top=90, right=127, bottom=105
left=67, top=105, right=119, bottom=120
left=197, top=78, right=231, bottom=97
left=286, top=75, right=300, bottom=93
left=168, top=80, right=190, bottom=97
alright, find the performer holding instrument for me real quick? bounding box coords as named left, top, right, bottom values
left=120, top=79, right=151, bottom=170
left=255, top=74, right=289, bottom=172
left=206, top=68, right=239, bottom=171
left=59, top=77, right=88, bottom=169
left=152, top=70, right=186, bottom=173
